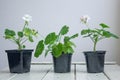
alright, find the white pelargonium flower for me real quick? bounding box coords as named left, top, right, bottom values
left=80, top=15, right=90, bottom=24
left=22, top=14, right=32, bottom=22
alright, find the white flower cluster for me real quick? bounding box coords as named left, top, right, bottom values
left=22, top=14, right=32, bottom=22
left=80, top=15, right=90, bottom=24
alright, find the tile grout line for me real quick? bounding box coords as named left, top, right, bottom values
left=41, top=67, right=52, bottom=80
left=103, top=72, right=111, bottom=80
left=74, top=64, right=76, bottom=80
left=31, top=62, right=116, bottom=65
left=7, top=74, right=17, bottom=80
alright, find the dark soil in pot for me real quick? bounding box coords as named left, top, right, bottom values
left=5, top=49, right=33, bottom=73
left=53, top=53, right=72, bottom=73
left=84, top=51, right=106, bottom=73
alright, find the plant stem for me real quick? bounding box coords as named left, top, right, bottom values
left=21, top=39, right=27, bottom=45
left=22, top=21, right=28, bottom=31
left=58, top=35, right=62, bottom=43
left=16, top=38, right=22, bottom=50
left=93, top=41, right=97, bottom=52
left=17, top=41, right=22, bottom=50
left=17, top=21, right=28, bottom=50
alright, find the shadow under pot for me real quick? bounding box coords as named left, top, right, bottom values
left=83, top=51, right=106, bottom=73
left=52, top=53, right=72, bottom=73
left=5, top=49, right=33, bottom=73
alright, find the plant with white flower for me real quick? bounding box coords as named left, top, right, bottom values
left=4, top=14, right=38, bottom=50
left=80, top=15, right=90, bottom=24
left=22, top=14, right=32, bottom=22
left=22, top=14, right=32, bottom=30
left=80, top=15, right=119, bottom=52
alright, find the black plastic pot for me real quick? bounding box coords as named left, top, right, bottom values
left=53, top=53, right=72, bottom=73
left=5, top=49, right=33, bottom=73
left=84, top=51, right=106, bottom=73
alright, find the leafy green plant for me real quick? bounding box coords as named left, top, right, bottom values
left=34, top=25, right=78, bottom=58
left=80, top=15, right=119, bottom=52
left=4, top=14, right=38, bottom=50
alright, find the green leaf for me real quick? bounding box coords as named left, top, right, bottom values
left=81, top=29, right=89, bottom=35
left=31, top=29, right=38, bottom=36
left=81, top=29, right=92, bottom=38
left=64, top=36, right=70, bottom=42
left=63, top=41, right=75, bottom=53
left=109, top=32, right=119, bottom=39
left=67, top=46, right=74, bottom=53
left=91, top=30, right=97, bottom=33
left=95, top=29, right=103, bottom=36
left=45, top=32, right=57, bottom=45
left=82, top=34, right=92, bottom=38
left=4, top=35, right=12, bottom=39
left=4, top=29, right=16, bottom=39
left=34, top=40, right=44, bottom=58
left=101, top=27, right=119, bottom=39
left=103, top=31, right=111, bottom=38
left=18, top=31, right=23, bottom=37
left=52, top=43, right=63, bottom=58
left=59, top=25, right=69, bottom=35
left=68, top=41, right=76, bottom=47
left=23, top=45, right=26, bottom=49
left=24, top=28, right=32, bottom=36
left=100, top=23, right=109, bottom=28
left=63, top=44, right=74, bottom=54
left=69, top=33, right=78, bottom=40
left=29, top=36, right=34, bottom=42
left=62, top=45, right=67, bottom=53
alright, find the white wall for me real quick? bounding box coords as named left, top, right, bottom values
left=0, top=0, right=120, bottom=69
left=116, top=0, right=120, bottom=65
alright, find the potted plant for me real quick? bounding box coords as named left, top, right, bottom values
left=4, top=14, right=38, bottom=73
left=34, top=25, right=78, bottom=73
left=80, top=15, right=119, bottom=73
